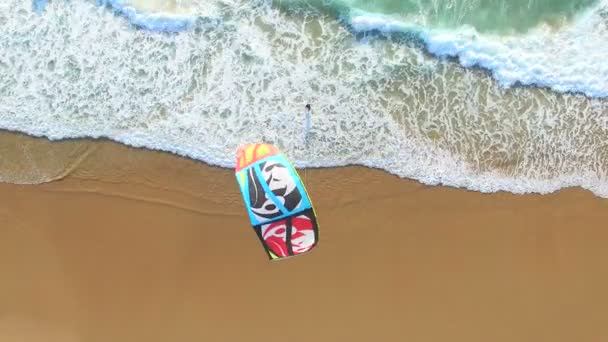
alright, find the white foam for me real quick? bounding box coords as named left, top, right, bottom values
left=34, top=0, right=204, bottom=32
left=2, top=0, right=608, bottom=199
left=349, top=0, right=608, bottom=98
left=100, top=0, right=198, bottom=32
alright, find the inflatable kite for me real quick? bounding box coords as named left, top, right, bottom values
left=235, top=143, right=319, bottom=260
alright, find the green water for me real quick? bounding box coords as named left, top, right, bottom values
left=284, top=0, right=599, bottom=33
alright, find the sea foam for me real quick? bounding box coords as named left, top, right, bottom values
left=33, top=0, right=201, bottom=31
left=33, top=0, right=608, bottom=97
left=347, top=0, right=608, bottom=98
left=2, top=0, right=608, bottom=198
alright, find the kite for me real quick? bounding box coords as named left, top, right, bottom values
left=235, top=143, right=319, bottom=260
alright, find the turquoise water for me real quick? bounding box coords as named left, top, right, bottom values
left=2, top=0, right=608, bottom=197
left=302, top=0, right=599, bottom=33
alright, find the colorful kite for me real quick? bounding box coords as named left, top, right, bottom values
left=235, top=143, right=319, bottom=260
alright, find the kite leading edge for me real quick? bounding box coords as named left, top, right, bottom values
left=235, top=143, right=319, bottom=260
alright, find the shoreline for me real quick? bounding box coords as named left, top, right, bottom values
left=1, top=128, right=607, bottom=199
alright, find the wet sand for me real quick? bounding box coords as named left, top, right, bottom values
left=1, top=134, right=608, bottom=342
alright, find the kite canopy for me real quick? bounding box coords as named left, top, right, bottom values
left=235, top=143, right=319, bottom=260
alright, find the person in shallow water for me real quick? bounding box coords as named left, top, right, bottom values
left=304, top=104, right=312, bottom=146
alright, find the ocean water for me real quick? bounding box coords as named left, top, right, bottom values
left=1, top=0, right=608, bottom=196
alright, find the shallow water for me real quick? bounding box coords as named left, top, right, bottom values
left=1, top=0, right=608, bottom=197
left=285, top=0, right=599, bottom=33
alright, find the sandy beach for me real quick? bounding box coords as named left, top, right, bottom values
left=4, top=1, right=608, bottom=341
left=0, top=132, right=607, bottom=342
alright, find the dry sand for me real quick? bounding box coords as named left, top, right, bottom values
left=1, top=132, right=608, bottom=342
